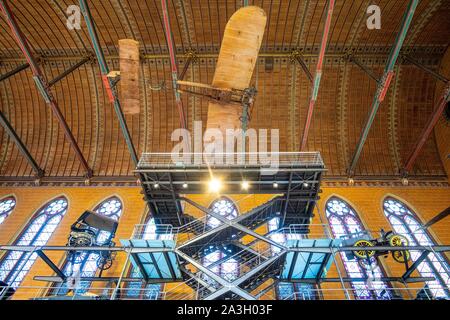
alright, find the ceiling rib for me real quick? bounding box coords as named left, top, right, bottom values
left=0, top=0, right=92, bottom=178
left=347, top=0, right=419, bottom=177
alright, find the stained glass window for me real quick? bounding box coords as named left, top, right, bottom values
left=56, top=196, right=123, bottom=295
left=326, top=197, right=391, bottom=300
left=0, top=196, right=68, bottom=289
left=203, top=198, right=239, bottom=282
left=383, top=197, right=449, bottom=298
left=0, top=196, right=16, bottom=225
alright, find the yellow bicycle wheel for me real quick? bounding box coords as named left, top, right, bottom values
left=353, top=240, right=375, bottom=259
left=389, top=234, right=410, bottom=263
left=389, top=234, right=409, bottom=247
left=392, top=250, right=410, bottom=263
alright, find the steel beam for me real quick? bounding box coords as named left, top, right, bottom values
left=403, top=84, right=450, bottom=173
left=1, top=244, right=449, bottom=254
left=79, top=0, right=138, bottom=166
left=179, top=52, right=196, bottom=81
left=402, top=55, right=449, bottom=83
left=293, top=276, right=435, bottom=284
left=348, top=55, right=380, bottom=83
left=180, top=196, right=286, bottom=249
left=0, top=0, right=92, bottom=177
left=160, top=0, right=188, bottom=131
left=204, top=252, right=284, bottom=300
left=36, top=250, right=66, bottom=281
left=33, top=275, right=176, bottom=283
left=0, top=110, right=44, bottom=177
left=0, top=244, right=175, bottom=253
left=401, top=251, right=429, bottom=281
left=0, top=62, right=29, bottom=82
left=423, top=207, right=450, bottom=230
left=348, top=0, right=419, bottom=176
left=290, top=51, right=313, bottom=83
left=300, top=0, right=335, bottom=151
left=48, top=56, right=91, bottom=87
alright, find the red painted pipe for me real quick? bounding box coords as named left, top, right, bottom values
left=300, top=0, right=335, bottom=151
left=0, top=0, right=92, bottom=177
left=161, top=0, right=187, bottom=130
left=404, top=85, right=450, bottom=173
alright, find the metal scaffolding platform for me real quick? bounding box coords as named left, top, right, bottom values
left=280, top=238, right=340, bottom=281
left=136, top=152, right=325, bottom=227
left=120, top=239, right=182, bottom=281
left=1, top=152, right=448, bottom=300
left=2, top=221, right=447, bottom=300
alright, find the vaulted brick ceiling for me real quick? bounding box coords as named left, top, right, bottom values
left=0, top=0, right=449, bottom=182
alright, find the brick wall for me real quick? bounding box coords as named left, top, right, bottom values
left=0, top=186, right=448, bottom=299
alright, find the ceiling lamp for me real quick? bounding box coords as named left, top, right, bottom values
left=241, top=180, right=250, bottom=190
left=208, top=178, right=222, bottom=193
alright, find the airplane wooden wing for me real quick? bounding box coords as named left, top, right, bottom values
left=119, top=39, right=140, bottom=115
left=205, top=6, right=266, bottom=134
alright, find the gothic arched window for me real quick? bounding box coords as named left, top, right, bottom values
left=0, top=196, right=68, bottom=289
left=0, top=196, right=16, bottom=225
left=383, top=197, right=449, bottom=298
left=203, top=198, right=239, bottom=282
left=57, top=196, right=123, bottom=294
left=326, top=197, right=391, bottom=300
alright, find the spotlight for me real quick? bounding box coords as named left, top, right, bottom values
left=241, top=180, right=250, bottom=190
left=273, top=182, right=278, bottom=188
left=153, top=183, right=160, bottom=189
left=182, top=183, right=188, bottom=189
left=208, top=178, right=222, bottom=193
left=302, top=182, right=309, bottom=188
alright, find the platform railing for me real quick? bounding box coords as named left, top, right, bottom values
left=280, top=287, right=437, bottom=300
left=11, top=284, right=438, bottom=300
left=132, top=224, right=175, bottom=241
left=137, top=152, right=324, bottom=168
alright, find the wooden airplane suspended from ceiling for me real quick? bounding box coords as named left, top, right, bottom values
left=179, top=6, right=267, bottom=136
left=108, top=6, right=266, bottom=128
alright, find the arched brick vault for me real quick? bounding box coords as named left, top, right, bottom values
left=0, top=0, right=449, bottom=180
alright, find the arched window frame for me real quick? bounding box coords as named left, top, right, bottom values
left=383, top=196, right=450, bottom=298
left=325, top=196, right=392, bottom=300
left=55, top=196, right=123, bottom=295
left=0, top=195, right=16, bottom=225
left=203, top=197, right=239, bottom=282
left=0, top=196, right=68, bottom=289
